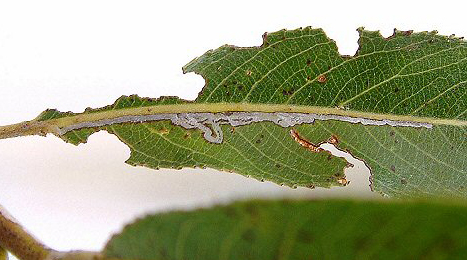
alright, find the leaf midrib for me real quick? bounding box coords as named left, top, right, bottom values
left=0, top=102, right=464, bottom=141
left=40, top=103, right=466, bottom=128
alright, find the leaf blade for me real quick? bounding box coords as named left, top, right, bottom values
left=185, top=27, right=466, bottom=121
left=104, top=199, right=467, bottom=260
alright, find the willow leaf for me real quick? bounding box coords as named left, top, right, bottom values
left=104, top=199, right=467, bottom=260
left=0, top=27, right=465, bottom=197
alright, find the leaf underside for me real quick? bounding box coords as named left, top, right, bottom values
left=37, top=27, right=466, bottom=198
left=104, top=199, right=467, bottom=260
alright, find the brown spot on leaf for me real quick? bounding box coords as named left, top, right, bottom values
left=159, top=249, right=168, bottom=258
left=401, top=178, right=407, bottom=185
left=223, top=207, right=238, bottom=218
left=262, top=32, right=268, bottom=42
left=328, top=135, right=339, bottom=144
left=156, top=127, right=169, bottom=135
left=390, top=165, right=396, bottom=172
left=338, top=177, right=349, bottom=186
left=246, top=70, right=252, bottom=76
left=242, top=229, right=256, bottom=242
left=255, top=134, right=264, bottom=144
left=402, top=30, right=413, bottom=36
left=245, top=204, right=258, bottom=216
left=297, top=229, right=314, bottom=243
left=306, top=59, right=311, bottom=66
left=317, top=74, right=327, bottom=83
left=282, top=89, right=294, bottom=96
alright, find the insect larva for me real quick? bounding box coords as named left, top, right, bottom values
left=289, top=129, right=322, bottom=152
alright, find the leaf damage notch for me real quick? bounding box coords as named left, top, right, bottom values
left=289, top=129, right=353, bottom=187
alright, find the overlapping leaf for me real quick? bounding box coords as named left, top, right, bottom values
left=104, top=199, right=467, bottom=260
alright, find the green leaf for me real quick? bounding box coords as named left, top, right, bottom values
left=104, top=199, right=467, bottom=260
left=0, top=27, right=465, bottom=197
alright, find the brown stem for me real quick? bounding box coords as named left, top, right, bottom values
left=0, top=121, right=57, bottom=140
left=0, top=206, right=103, bottom=260
left=0, top=207, right=51, bottom=260
left=0, top=245, right=7, bottom=260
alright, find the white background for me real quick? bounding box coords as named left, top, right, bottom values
left=0, top=0, right=465, bottom=255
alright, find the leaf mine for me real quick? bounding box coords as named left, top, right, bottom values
left=57, top=112, right=433, bottom=144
